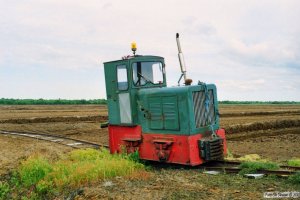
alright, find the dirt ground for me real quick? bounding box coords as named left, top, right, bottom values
left=227, top=127, right=300, bottom=162
left=0, top=134, right=72, bottom=175
left=0, top=104, right=299, bottom=199
left=1, top=104, right=299, bottom=162
left=0, top=105, right=107, bottom=120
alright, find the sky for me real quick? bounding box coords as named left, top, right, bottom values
left=0, top=0, right=299, bottom=101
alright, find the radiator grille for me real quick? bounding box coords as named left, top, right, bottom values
left=192, top=90, right=216, bottom=128
left=148, top=96, right=179, bottom=130
left=149, top=102, right=161, bottom=120
left=163, top=103, right=176, bottom=121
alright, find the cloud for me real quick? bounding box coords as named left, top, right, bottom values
left=221, top=79, right=266, bottom=91
left=182, top=17, right=217, bottom=36
left=223, top=39, right=299, bottom=68
left=0, top=0, right=300, bottom=100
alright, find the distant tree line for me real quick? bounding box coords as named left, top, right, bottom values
left=0, top=98, right=299, bottom=105
left=219, top=101, right=300, bottom=105
left=0, top=98, right=107, bottom=105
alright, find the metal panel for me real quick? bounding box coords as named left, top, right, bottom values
left=148, top=96, right=179, bottom=130
left=149, top=97, right=163, bottom=129
left=162, top=96, right=179, bottom=130
left=192, top=90, right=216, bottom=128
left=119, top=93, right=132, bottom=124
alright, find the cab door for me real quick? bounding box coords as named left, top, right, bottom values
left=116, top=64, right=132, bottom=124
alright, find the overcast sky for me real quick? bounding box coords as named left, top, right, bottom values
left=1, top=0, right=299, bottom=100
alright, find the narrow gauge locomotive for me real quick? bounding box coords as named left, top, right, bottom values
left=103, top=34, right=227, bottom=165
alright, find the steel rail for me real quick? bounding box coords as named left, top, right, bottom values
left=0, top=130, right=109, bottom=149
left=218, top=160, right=300, bottom=171
left=202, top=160, right=299, bottom=176
left=147, top=161, right=298, bottom=176
left=198, top=166, right=297, bottom=176
left=280, top=165, right=300, bottom=171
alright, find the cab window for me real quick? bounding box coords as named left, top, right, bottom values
left=117, top=65, right=128, bottom=90
left=132, top=62, right=163, bottom=86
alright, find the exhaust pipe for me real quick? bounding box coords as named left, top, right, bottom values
left=176, top=33, right=192, bottom=85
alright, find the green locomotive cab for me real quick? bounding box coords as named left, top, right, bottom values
left=104, top=56, right=167, bottom=126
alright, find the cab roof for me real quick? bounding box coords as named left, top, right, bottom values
left=103, top=55, right=164, bottom=64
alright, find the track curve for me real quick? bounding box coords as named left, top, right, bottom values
left=0, top=130, right=109, bottom=149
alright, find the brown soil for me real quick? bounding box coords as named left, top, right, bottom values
left=0, top=134, right=72, bottom=175
left=225, top=119, right=300, bottom=134
left=0, top=115, right=107, bottom=124
left=0, top=104, right=299, bottom=162
left=0, top=105, right=107, bottom=120
left=227, top=127, right=300, bottom=162
left=77, top=169, right=295, bottom=200
left=0, top=104, right=300, bottom=199
left=220, top=110, right=300, bottom=117
left=220, top=114, right=300, bottom=128
left=0, top=122, right=108, bottom=145
left=219, top=104, right=300, bottom=114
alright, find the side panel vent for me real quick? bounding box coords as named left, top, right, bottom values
left=148, top=96, right=179, bottom=130
left=162, top=97, right=179, bottom=130
left=149, top=98, right=163, bottom=129
left=192, top=90, right=216, bottom=128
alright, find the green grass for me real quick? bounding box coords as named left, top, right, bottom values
left=239, top=161, right=279, bottom=175
left=44, top=148, right=144, bottom=189
left=287, top=158, right=300, bottom=167
left=285, top=159, right=300, bottom=185
left=4, top=148, right=145, bottom=199
left=288, top=172, right=300, bottom=184
left=19, top=156, right=52, bottom=187
left=0, top=182, right=10, bottom=200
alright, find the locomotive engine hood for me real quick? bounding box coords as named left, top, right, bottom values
left=137, top=84, right=220, bottom=135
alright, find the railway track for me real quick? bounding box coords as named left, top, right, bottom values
left=147, top=160, right=300, bottom=177
left=0, top=130, right=299, bottom=177
left=198, top=161, right=300, bottom=176
left=0, top=130, right=108, bottom=149
left=215, top=160, right=300, bottom=171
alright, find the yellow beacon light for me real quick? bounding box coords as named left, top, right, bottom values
left=131, top=42, right=137, bottom=55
